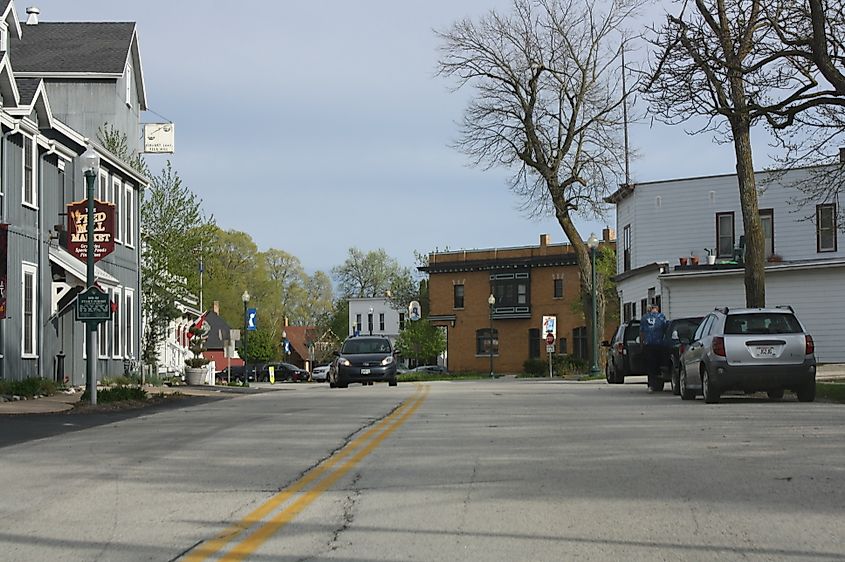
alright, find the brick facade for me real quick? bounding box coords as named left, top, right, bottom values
left=422, top=234, right=615, bottom=374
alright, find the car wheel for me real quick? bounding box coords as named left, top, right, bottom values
left=767, top=389, right=784, bottom=401
left=605, top=362, right=612, bottom=384
left=389, top=378, right=397, bottom=387
left=796, top=381, right=816, bottom=402
left=670, top=358, right=681, bottom=396
left=702, top=367, right=720, bottom=404
left=679, top=364, right=695, bottom=401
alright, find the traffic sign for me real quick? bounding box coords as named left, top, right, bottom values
left=247, top=308, right=257, bottom=331
left=546, top=344, right=555, bottom=354
left=76, top=286, right=111, bottom=323
left=545, top=332, right=555, bottom=345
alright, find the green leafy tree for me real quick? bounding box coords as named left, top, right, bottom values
left=333, top=248, right=416, bottom=299
left=325, top=298, right=350, bottom=341
left=395, top=320, right=447, bottom=365
left=242, top=329, right=277, bottom=365
left=98, top=123, right=149, bottom=176
left=289, top=271, right=335, bottom=327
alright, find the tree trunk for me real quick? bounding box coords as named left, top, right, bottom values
left=554, top=207, right=605, bottom=364
left=729, top=79, right=766, bottom=307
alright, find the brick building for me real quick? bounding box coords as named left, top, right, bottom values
left=420, top=233, right=615, bottom=374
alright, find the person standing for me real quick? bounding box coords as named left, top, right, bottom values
left=640, top=304, right=668, bottom=392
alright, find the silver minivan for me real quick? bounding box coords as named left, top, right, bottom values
left=678, top=307, right=816, bottom=403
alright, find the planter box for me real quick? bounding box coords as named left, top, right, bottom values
left=185, top=367, right=207, bottom=386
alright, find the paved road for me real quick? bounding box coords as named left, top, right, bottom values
left=1, top=379, right=843, bottom=561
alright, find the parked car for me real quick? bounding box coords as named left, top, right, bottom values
left=602, top=320, right=644, bottom=384
left=311, top=365, right=330, bottom=382
left=665, top=316, right=704, bottom=395
left=677, top=306, right=816, bottom=403
left=260, top=362, right=308, bottom=382
left=410, top=365, right=447, bottom=374
left=216, top=364, right=257, bottom=383
left=329, top=336, right=398, bottom=388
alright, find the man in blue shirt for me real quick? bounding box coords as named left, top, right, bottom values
left=640, top=304, right=668, bottom=392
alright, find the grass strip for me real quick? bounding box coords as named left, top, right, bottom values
left=817, top=382, right=845, bottom=403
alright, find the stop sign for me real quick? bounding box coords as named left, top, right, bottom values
left=545, top=332, right=555, bottom=345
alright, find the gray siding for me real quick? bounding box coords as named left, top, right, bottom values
left=43, top=79, right=141, bottom=153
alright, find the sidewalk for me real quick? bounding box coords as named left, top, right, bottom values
left=0, top=385, right=243, bottom=415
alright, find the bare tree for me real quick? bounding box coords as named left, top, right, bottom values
left=436, top=0, right=639, bottom=355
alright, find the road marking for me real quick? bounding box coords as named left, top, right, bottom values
left=183, top=385, right=428, bottom=561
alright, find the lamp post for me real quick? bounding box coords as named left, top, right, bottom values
left=281, top=329, right=287, bottom=364
left=81, top=144, right=100, bottom=405
left=368, top=306, right=374, bottom=335
left=488, top=293, right=496, bottom=378
left=242, top=290, right=250, bottom=386
left=587, top=233, right=600, bottom=375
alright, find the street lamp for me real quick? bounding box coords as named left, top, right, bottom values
left=368, top=306, right=374, bottom=335
left=281, top=329, right=287, bottom=364
left=242, top=290, right=250, bottom=386
left=488, top=293, right=496, bottom=378
left=587, top=233, right=600, bottom=375
left=81, top=143, right=100, bottom=405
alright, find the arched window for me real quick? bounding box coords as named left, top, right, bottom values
left=476, top=328, right=498, bottom=355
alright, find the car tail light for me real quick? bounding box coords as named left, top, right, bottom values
left=679, top=343, right=686, bottom=355
left=712, top=336, right=726, bottom=357
left=615, top=342, right=624, bottom=353
left=805, top=334, right=815, bottom=355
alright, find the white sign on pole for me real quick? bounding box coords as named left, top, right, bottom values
left=542, top=315, right=557, bottom=340
left=408, top=300, right=421, bottom=321
left=229, top=329, right=240, bottom=341
left=143, top=123, right=175, bottom=153
left=546, top=344, right=555, bottom=354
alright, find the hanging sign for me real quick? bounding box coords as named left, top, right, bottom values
left=66, top=199, right=115, bottom=263
left=143, top=123, right=175, bottom=153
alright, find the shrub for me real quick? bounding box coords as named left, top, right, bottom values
left=0, top=377, right=57, bottom=398
left=522, top=358, right=548, bottom=376
left=81, top=386, right=147, bottom=403
left=553, top=355, right=589, bottom=377
left=101, top=375, right=133, bottom=387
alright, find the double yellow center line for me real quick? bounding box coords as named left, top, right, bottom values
left=184, top=384, right=429, bottom=561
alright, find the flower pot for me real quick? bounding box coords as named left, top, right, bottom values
left=185, top=367, right=207, bottom=386
left=707, top=255, right=716, bottom=265
left=679, top=257, right=688, bottom=266
left=690, top=256, right=700, bottom=266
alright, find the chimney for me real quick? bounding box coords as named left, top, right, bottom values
left=25, top=7, right=40, bottom=25
left=213, top=300, right=220, bottom=314
left=539, top=234, right=550, bottom=247
left=602, top=227, right=616, bottom=242
left=840, top=147, right=845, bottom=164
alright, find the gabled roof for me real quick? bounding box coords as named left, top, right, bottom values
left=11, top=22, right=136, bottom=74
left=8, top=76, right=53, bottom=127
left=15, top=76, right=39, bottom=104
left=202, top=310, right=233, bottom=350
left=282, top=326, right=317, bottom=361
left=0, top=51, right=20, bottom=106
left=1, top=2, right=21, bottom=40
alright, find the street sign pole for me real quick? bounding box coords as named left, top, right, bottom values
left=546, top=332, right=555, bottom=378
left=84, top=168, right=97, bottom=405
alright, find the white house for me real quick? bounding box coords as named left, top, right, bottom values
left=605, top=163, right=845, bottom=363
left=347, top=297, right=405, bottom=343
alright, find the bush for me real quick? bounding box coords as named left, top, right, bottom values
left=101, top=375, right=133, bottom=387
left=0, top=377, right=58, bottom=398
left=553, top=355, right=589, bottom=377
left=81, top=386, right=147, bottom=403
left=522, top=358, right=548, bottom=376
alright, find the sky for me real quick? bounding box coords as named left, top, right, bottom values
left=31, top=1, right=779, bottom=274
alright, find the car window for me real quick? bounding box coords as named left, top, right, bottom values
left=672, top=318, right=702, bottom=341
left=623, top=322, right=640, bottom=341
left=693, top=315, right=712, bottom=341
left=341, top=338, right=392, bottom=354
left=724, top=313, right=802, bottom=335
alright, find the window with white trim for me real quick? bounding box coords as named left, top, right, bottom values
left=112, top=287, right=122, bottom=358
left=817, top=204, right=837, bottom=252
left=716, top=212, right=735, bottom=258
left=124, top=289, right=134, bottom=358
left=124, top=183, right=134, bottom=247
left=22, top=263, right=37, bottom=357
left=23, top=135, right=36, bottom=207
left=125, top=64, right=132, bottom=106
left=113, top=176, right=123, bottom=243
left=98, top=310, right=109, bottom=358
left=98, top=170, right=108, bottom=202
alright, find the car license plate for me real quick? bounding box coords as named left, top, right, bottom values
left=756, top=346, right=775, bottom=356
left=361, top=369, right=370, bottom=375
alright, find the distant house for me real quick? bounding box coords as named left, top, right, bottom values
left=420, top=233, right=616, bottom=373
left=348, top=297, right=404, bottom=344
left=202, top=302, right=240, bottom=372
left=605, top=162, right=845, bottom=362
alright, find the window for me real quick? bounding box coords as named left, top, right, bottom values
left=558, top=338, right=567, bottom=354
left=98, top=170, right=108, bottom=202
left=379, top=313, right=385, bottom=332
left=640, top=298, right=648, bottom=317
left=491, top=272, right=530, bottom=309
left=453, top=284, right=464, bottom=308
left=125, top=64, right=133, bottom=106
left=476, top=328, right=498, bottom=355
left=623, top=302, right=633, bottom=322
left=113, top=176, right=122, bottom=243
left=760, top=209, right=774, bottom=257
left=716, top=212, right=735, bottom=258
left=126, top=289, right=134, bottom=358
left=622, top=225, right=631, bottom=271
left=529, top=328, right=541, bottom=358
left=124, top=183, right=134, bottom=247
left=22, top=263, right=37, bottom=357
left=355, top=314, right=362, bottom=333
left=367, top=313, right=373, bottom=334
left=112, top=287, right=122, bottom=359
left=23, top=135, right=36, bottom=207
left=98, top=313, right=109, bottom=358
left=817, top=204, right=837, bottom=252
left=399, top=313, right=405, bottom=330
left=572, top=327, right=588, bottom=360
left=553, top=277, right=564, bottom=299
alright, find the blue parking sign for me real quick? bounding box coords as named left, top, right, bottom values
left=247, top=308, right=257, bottom=331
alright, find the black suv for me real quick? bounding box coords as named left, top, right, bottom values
left=329, top=336, right=398, bottom=388
left=664, top=316, right=704, bottom=395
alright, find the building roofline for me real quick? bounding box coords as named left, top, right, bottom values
left=612, top=261, right=669, bottom=283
